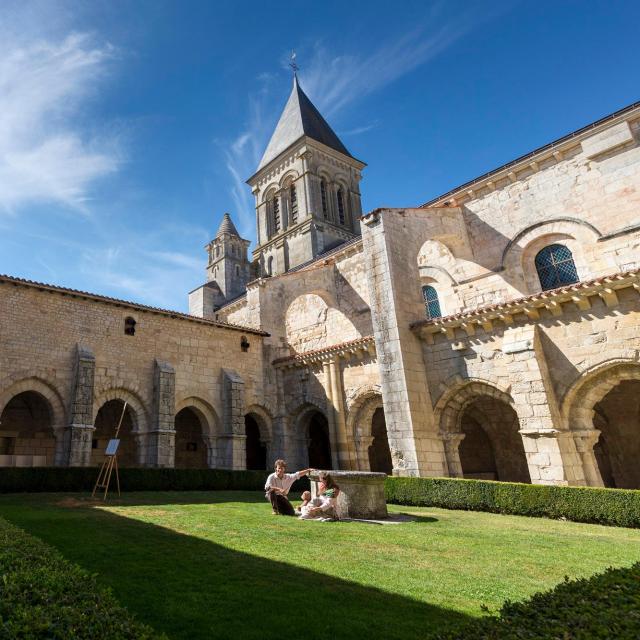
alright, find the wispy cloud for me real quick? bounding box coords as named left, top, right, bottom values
left=0, top=29, right=121, bottom=214
left=220, top=8, right=480, bottom=238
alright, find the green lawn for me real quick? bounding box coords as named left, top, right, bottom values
left=0, top=491, right=639, bottom=640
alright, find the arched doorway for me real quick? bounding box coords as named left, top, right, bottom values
left=457, top=396, right=530, bottom=483
left=245, top=414, right=267, bottom=470
left=175, top=407, right=208, bottom=469
left=591, top=379, right=640, bottom=488
left=368, top=407, right=392, bottom=474
left=92, top=400, right=138, bottom=467
left=0, top=391, right=56, bottom=466
left=307, top=411, right=332, bottom=469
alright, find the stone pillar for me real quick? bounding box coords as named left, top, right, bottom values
left=219, top=369, right=247, bottom=470
left=328, top=357, right=355, bottom=470
left=203, top=435, right=218, bottom=468
left=62, top=345, right=96, bottom=467
left=321, top=361, right=340, bottom=469
left=361, top=211, right=447, bottom=477
left=146, top=360, right=176, bottom=468
left=572, top=429, right=604, bottom=487
left=519, top=430, right=585, bottom=486
left=442, top=432, right=465, bottom=478
left=356, top=435, right=374, bottom=471
left=506, top=325, right=585, bottom=485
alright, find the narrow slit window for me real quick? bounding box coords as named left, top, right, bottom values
left=337, top=188, right=345, bottom=225
left=320, top=180, right=328, bottom=219
left=422, top=286, right=442, bottom=320
left=273, top=195, right=280, bottom=233
left=290, top=184, right=298, bottom=224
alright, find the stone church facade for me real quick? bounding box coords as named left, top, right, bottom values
left=1, top=77, right=639, bottom=488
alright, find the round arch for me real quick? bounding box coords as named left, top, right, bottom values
left=175, top=396, right=220, bottom=438
left=292, top=402, right=332, bottom=470
left=435, top=379, right=529, bottom=483
left=93, top=387, right=149, bottom=434
left=0, top=376, right=67, bottom=433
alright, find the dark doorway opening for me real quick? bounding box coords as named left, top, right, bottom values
left=308, top=412, right=332, bottom=469
left=245, top=415, right=266, bottom=470
left=175, top=408, right=208, bottom=469
left=368, top=407, right=392, bottom=474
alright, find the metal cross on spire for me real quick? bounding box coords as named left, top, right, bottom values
left=289, top=50, right=299, bottom=76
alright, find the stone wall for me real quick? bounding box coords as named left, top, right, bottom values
left=0, top=280, right=268, bottom=468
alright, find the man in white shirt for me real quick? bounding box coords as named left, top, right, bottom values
left=264, top=459, right=313, bottom=516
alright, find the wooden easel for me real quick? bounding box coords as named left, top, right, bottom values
left=92, top=401, right=127, bottom=500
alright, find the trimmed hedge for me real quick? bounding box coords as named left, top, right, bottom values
left=0, top=516, right=163, bottom=639
left=432, top=562, right=640, bottom=639
left=0, top=467, right=309, bottom=494
left=385, top=476, right=640, bottom=528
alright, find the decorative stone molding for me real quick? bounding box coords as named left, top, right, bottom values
left=273, top=335, right=375, bottom=369
left=411, top=269, right=640, bottom=343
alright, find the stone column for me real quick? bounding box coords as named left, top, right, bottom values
left=442, top=432, right=465, bottom=478
left=218, top=369, right=247, bottom=469
left=356, top=435, right=374, bottom=471
left=300, top=151, right=313, bottom=220
left=328, top=357, right=355, bottom=470
left=572, top=429, right=604, bottom=487
left=62, top=345, right=96, bottom=467
left=146, top=360, right=175, bottom=468
left=321, top=361, right=340, bottom=469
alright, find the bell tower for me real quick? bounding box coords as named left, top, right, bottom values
left=189, top=212, right=250, bottom=317
left=247, top=73, right=366, bottom=277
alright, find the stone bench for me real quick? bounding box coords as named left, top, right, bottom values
left=310, top=470, right=388, bottom=520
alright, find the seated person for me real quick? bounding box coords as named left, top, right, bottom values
left=299, top=472, right=340, bottom=521
left=264, top=459, right=313, bottom=516
left=295, top=490, right=312, bottom=515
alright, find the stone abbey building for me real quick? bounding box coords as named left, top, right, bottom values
left=2, top=77, right=640, bottom=488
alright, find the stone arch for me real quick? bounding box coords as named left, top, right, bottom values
left=0, top=376, right=66, bottom=433
left=93, top=387, right=149, bottom=434
left=262, top=183, right=279, bottom=203
left=0, top=377, right=66, bottom=467
left=345, top=388, right=390, bottom=473
left=279, top=170, right=299, bottom=188
left=175, top=396, right=220, bottom=438
left=292, top=402, right=332, bottom=470
left=284, top=291, right=359, bottom=353
left=562, top=358, right=640, bottom=488
left=501, top=218, right=601, bottom=293
left=175, top=396, right=220, bottom=468
left=436, top=379, right=529, bottom=483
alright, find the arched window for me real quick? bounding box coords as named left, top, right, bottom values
left=534, top=244, right=579, bottom=291
left=422, top=286, right=442, bottom=320
left=337, top=188, right=345, bottom=225
left=124, top=316, right=137, bottom=336
left=235, top=265, right=240, bottom=277
left=320, top=179, right=328, bottom=219
left=272, top=195, right=280, bottom=233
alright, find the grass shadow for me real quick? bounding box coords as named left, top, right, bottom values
left=0, top=493, right=470, bottom=640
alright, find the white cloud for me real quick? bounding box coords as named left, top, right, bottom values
left=0, top=30, right=120, bottom=213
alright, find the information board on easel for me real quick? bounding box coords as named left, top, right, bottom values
left=92, top=401, right=127, bottom=500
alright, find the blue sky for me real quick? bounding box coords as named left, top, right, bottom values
left=1, top=0, right=638, bottom=311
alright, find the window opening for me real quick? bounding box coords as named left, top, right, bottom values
left=422, top=286, right=442, bottom=320
left=535, top=244, right=579, bottom=290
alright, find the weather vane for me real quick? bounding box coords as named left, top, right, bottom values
left=289, top=50, right=299, bottom=76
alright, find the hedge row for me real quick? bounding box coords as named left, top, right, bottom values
left=0, top=467, right=308, bottom=494
left=385, top=476, right=640, bottom=528
left=0, top=516, right=162, bottom=639
left=432, top=562, right=640, bottom=639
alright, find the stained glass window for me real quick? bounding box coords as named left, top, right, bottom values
left=422, top=285, right=442, bottom=320
left=534, top=244, right=579, bottom=290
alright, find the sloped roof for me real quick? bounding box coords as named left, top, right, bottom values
left=257, top=75, right=353, bottom=171
left=216, top=212, right=240, bottom=237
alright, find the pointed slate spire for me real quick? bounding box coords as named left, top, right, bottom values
left=257, top=75, right=352, bottom=171
left=216, top=212, right=240, bottom=238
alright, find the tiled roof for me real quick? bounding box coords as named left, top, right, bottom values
left=0, top=274, right=269, bottom=336
left=273, top=335, right=375, bottom=366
